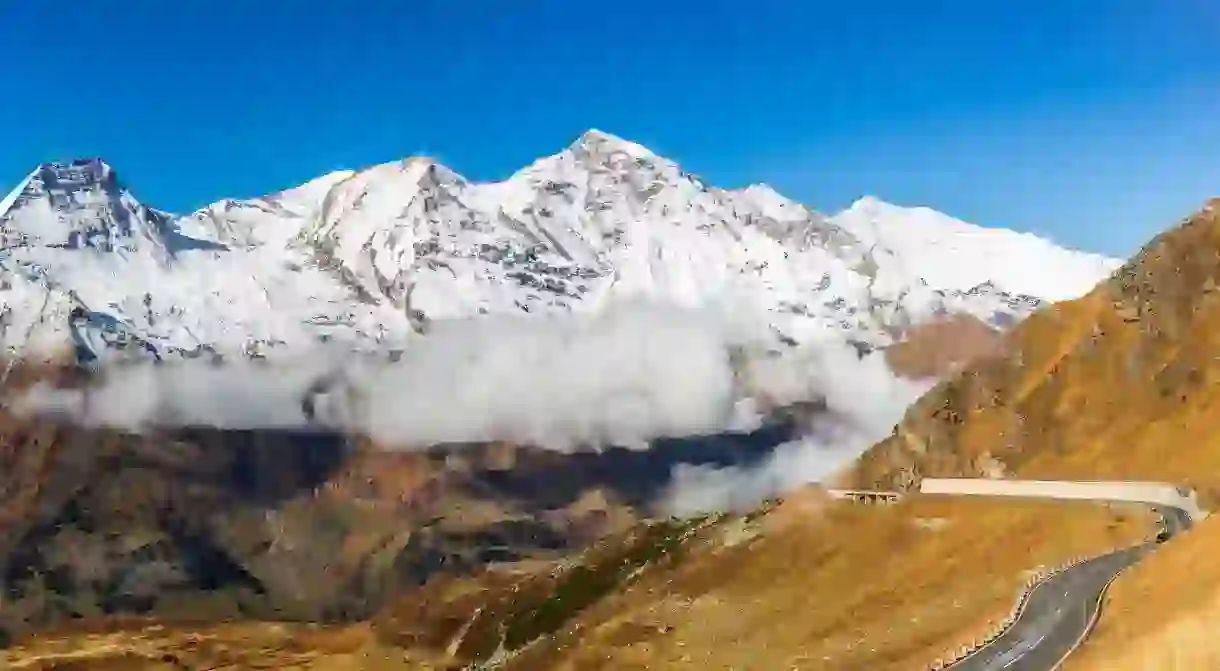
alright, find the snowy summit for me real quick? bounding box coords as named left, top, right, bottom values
left=0, top=130, right=1121, bottom=366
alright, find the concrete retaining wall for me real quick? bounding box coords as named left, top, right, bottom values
left=919, top=478, right=1207, bottom=522
left=825, top=489, right=902, bottom=504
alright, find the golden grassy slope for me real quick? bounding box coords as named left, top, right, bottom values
left=845, top=198, right=1220, bottom=665
left=846, top=199, right=1220, bottom=498
left=491, top=494, right=1149, bottom=671
left=1065, top=514, right=1220, bottom=670
left=0, top=621, right=409, bottom=670
left=0, top=495, right=1150, bottom=671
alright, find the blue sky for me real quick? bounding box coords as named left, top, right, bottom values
left=1, top=1, right=1217, bottom=257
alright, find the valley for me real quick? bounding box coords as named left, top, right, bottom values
left=0, top=134, right=1210, bottom=670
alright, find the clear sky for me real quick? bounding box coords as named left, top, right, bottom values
left=2, top=1, right=1217, bottom=257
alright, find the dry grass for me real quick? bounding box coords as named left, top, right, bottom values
left=844, top=198, right=1220, bottom=667
left=884, top=313, right=1007, bottom=380
left=0, top=497, right=1149, bottom=671
left=850, top=201, right=1220, bottom=498
left=1065, top=514, right=1220, bottom=670
left=0, top=621, right=428, bottom=670
left=497, top=494, right=1152, bottom=671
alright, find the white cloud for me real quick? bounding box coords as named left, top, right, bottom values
left=10, top=299, right=932, bottom=513
left=319, top=300, right=743, bottom=450
left=13, top=355, right=342, bottom=431
left=12, top=301, right=743, bottom=446
left=659, top=340, right=932, bottom=516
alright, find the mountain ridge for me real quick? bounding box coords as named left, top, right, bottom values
left=0, top=130, right=1120, bottom=369
left=0, top=132, right=1149, bottom=663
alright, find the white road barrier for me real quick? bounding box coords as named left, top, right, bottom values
left=918, top=478, right=1207, bottom=522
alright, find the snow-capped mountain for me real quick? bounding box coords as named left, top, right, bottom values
left=0, top=131, right=1121, bottom=366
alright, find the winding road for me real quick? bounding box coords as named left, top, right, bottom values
left=945, top=504, right=1193, bottom=670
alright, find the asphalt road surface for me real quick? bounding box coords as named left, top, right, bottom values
left=948, top=505, right=1191, bottom=670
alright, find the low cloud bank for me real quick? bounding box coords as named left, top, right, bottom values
left=14, top=354, right=342, bottom=430
left=660, top=343, right=932, bottom=516
left=14, top=302, right=745, bottom=447
left=11, top=300, right=932, bottom=511
left=319, top=302, right=744, bottom=450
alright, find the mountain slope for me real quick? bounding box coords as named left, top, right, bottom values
left=0, top=492, right=1148, bottom=671
left=0, top=160, right=402, bottom=365
left=831, top=196, right=1118, bottom=301
left=838, top=197, right=1220, bottom=669
left=844, top=197, right=1220, bottom=495
left=0, top=131, right=1119, bottom=369
left=0, top=136, right=1133, bottom=664
left=0, top=375, right=815, bottom=640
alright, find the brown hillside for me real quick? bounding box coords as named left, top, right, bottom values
left=1064, top=513, right=1220, bottom=670
left=485, top=497, right=1147, bottom=671
left=843, top=197, right=1220, bottom=665
left=0, top=495, right=1150, bottom=670
left=884, top=313, right=1007, bottom=380
left=0, top=359, right=820, bottom=640
left=844, top=198, right=1220, bottom=500
left=0, top=292, right=1055, bottom=656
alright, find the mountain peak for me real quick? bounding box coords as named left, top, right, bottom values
left=846, top=195, right=893, bottom=212
left=49, top=157, right=113, bottom=170
left=0, top=156, right=213, bottom=256
left=576, top=128, right=621, bottom=144
left=34, top=157, right=122, bottom=191
left=737, top=183, right=815, bottom=221
left=2, top=158, right=122, bottom=220
left=572, top=128, right=655, bottom=158
left=740, top=183, right=786, bottom=199
left=0, top=135, right=1118, bottom=365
